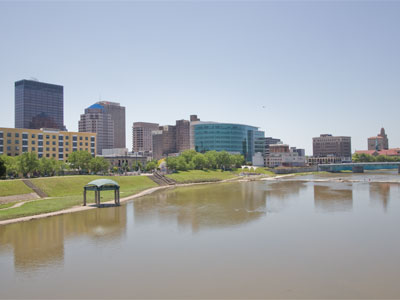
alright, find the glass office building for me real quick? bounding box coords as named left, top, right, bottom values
left=192, top=122, right=265, bottom=162
left=15, top=80, right=64, bottom=130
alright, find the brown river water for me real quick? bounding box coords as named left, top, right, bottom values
left=1, top=172, right=400, bottom=299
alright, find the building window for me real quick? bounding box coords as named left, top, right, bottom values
left=59, top=142, right=63, bottom=146
left=15, top=133, right=19, bottom=138
left=38, top=153, right=43, bottom=158
left=22, top=134, right=28, bottom=139
left=38, top=141, right=43, bottom=146
left=0, top=132, right=3, bottom=138
left=91, top=136, right=95, bottom=142
left=32, top=134, right=36, bottom=138
left=46, top=147, right=50, bottom=151
left=59, top=154, right=63, bottom=159
left=79, top=136, right=83, bottom=140
left=0, top=140, right=2, bottom=145
left=73, top=136, right=77, bottom=141
left=80, top=142, right=82, bottom=146
left=15, top=146, right=19, bottom=151
left=85, top=142, right=88, bottom=146
left=52, top=141, right=56, bottom=145
left=38, top=134, right=43, bottom=140
left=73, top=142, right=77, bottom=147
left=59, top=136, right=63, bottom=140
left=52, top=154, right=56, bottom=158
left=22, top=140, right=28, bottom=146
left=32, top=140, right=36, bottom=145
left=31, top=147, right=36, bottom=151
left=66, top=142, right=69, bottom=146
left=38, top=148, right=43, bottom=153
left=85, top=137, right=88, bottom=141
left=52, top=135, right=56, bottom=139
left=59, top=148, right=63, bottom=153
left=46, top=135, right=50, bottom=139
left=0, top=146, right=3, bottom=152
left=15, top=140, right=19, bottom=144
left=66, top=136, right=69, bottom=140
left=7, top=140, right=11, bottom=144
left=7, top=146, right=11, bottom=151
left=66, top=148, right=69, bottom=152
left=46, top=141, right=50, bottom=145
left=52, top=148, right=56, bottom=151
left=7, top=133, right=11, bottom=137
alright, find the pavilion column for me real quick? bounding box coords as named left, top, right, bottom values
left=114, top=189, right=117, bottom=205
left=118, top=188, right=120, bottom=205
left=83, top=189, right=87, bottom=206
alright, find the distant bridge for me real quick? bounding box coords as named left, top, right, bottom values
left=318, top=162, right=400, bottom=173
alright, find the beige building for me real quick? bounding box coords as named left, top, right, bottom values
left=0, top=127, right=96, bottom=161
left=312, top=134, right=352, bottom=162
left=132, top=122, right=159, bottom=154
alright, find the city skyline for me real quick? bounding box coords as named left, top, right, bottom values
left=0, top=1, right=399, bottom=154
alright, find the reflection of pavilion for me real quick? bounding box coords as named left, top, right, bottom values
left=369, top=183, right=392, bottom=212
left=314, top=184, right=353, bottom=212
left=133, top=182, right=268, bottom=233
left=0, top=206, right=126, bottom=272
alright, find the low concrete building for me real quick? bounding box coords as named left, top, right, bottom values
left=267, top=144, right=307, bottom=167
left=308, top=156, right=342, bottom=165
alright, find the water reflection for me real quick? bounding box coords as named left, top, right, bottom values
left=314, top=183, right=353, bottom=212
left=369, top=183, right=394, bottom=212
left=0, top=206, right=126, bottom=272
left=133, top=182, right=267, bottom=233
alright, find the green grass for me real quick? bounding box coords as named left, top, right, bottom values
left=0, top=175, right=157, bottom=221
left=166, top=170, right=238, bottom=183
left=0, top=180, right=33, bottom=197
left=0, top=202, right=16, bottom=210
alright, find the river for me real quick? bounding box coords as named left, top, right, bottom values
left=1, top=172, right=400, bottom=298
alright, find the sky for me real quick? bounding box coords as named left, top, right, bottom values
left=0, top=1, right=399, bottom=155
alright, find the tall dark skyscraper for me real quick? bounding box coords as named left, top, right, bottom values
left=15, top=79, right=65, bottom=130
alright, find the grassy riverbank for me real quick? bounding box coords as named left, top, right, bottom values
left=0, top=181, right=33, bottom=197
left=0, top=175, right=157, bottom=221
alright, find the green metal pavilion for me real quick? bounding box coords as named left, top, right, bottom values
left=83, top=179, right=120, bottom=207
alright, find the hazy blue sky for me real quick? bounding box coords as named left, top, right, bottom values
left=0, top=1, right=399, bottom=154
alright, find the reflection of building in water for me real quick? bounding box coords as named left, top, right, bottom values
left=133, top=182, right=267, bottom=233
left=369, top=183, right=392, bottom=212
left=0, top=206, right=126, bottom=272
left=314, top=184, right=353, bottom=212
left=264, top=181, right=307, bottom=212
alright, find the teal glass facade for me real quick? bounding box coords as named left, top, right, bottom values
left=193, top=123, right=265, bottom=162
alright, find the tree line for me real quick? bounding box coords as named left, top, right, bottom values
left=0, top=151, right=109, bottom=178
left=166, top=150, right=245, bottom=171
left=352, top=153, right=400, bottom=163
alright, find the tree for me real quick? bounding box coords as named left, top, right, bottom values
left=166, top=156, right=178, bottom=171
left=204, top=151, right=218, bottom=169
left=232, top=154, right=245, bottom=168
left=89, top=157, right=109, bottom=174
left=38, top=157, right=54, bottom=176
left=216, top=151, right=232, bottom=170
left=17, top=152, right=39, bottom=177
left=176, top=156, right=188, bottom=171
left=0, top=157, right=6, bottom=178
left=146, top=160, right=157, bottom=172
left=181, top=149, right=197, bottom=163
left=1, top=155, right=18, bottom=178
left=192, top=153, right=206, bottom=170
left=68, top=151, right=92, bottom=173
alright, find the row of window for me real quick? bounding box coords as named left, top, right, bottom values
left=0, top=132, right=95, bottom=142
left=0, top=139, right=95, bottom=147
